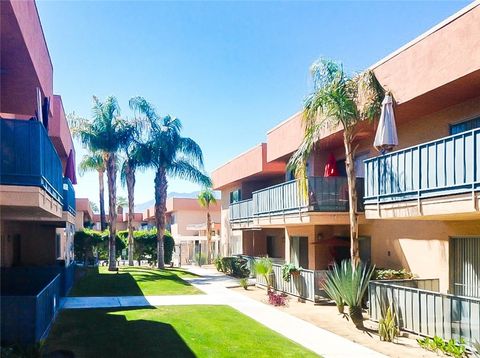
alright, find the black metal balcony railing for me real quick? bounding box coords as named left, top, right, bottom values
left=229, top=176, right=365, bottom=222
left=364, top=128, right=480, bottom=205
left=0, top=119, right=64, bottom=204
left=63, top=177, right=76, bottom=215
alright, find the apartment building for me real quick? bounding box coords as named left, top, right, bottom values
left=213, top=3, right=480, bottom=297
left=92, top=209, right=144, bottom=231
left=0, top=0, right=77, bottom=344
left=143, top=197, right=221, bottom=265
left=75, top=198, right=94, bottom=230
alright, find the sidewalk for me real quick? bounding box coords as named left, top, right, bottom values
left=61, top=265, right=386, bottom=358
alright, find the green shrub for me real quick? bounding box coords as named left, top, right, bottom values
left=219, top=257, right=250, bottom=278
left=214, top=257, right=223, bottom=272
left=374, top=268, right=413, bottom=280
left=254, top=257, right=273, bottom=290
left=281, top=263, right=300, bottom=282
left=417, top=336, right=467, bottom=358
left=239, top=278, right=249, bottom=290
left=378, top=305, right=399, bottom=342
left=74, top=228, right=174, bottom=265
left=195, top=252, right=207, bottom=266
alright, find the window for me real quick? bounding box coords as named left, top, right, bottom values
left=354, top=153, right=369, bottom=178
left=450, top=117, right=480, bottom=135
left=56, top=233, right=61, bottom=259
left=229, top=189, right=241, bottom=204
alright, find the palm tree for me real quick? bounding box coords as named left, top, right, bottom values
left=117, top=195, right=128, bottom=211
left=78, top=153, right=107, bottom=231
left=119, top=115, right=147, bottom=267
left=130, top=97, right=211, bottom=269
left=76, top=96, right=133, bottom=271
left=288, top=58, right=383, bottom=265
left=197, top=188, right=217, bottom=264
left=89, top=201, right=99, bottom=213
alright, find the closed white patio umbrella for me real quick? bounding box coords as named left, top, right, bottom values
left=374, top=94, right=398, bottom=153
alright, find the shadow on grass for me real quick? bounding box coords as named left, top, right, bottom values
left=44, top=307, right=195, bottom=358
left=69, top=267, right=144, bottom=297
left=69, top=266, right=199, bottom=296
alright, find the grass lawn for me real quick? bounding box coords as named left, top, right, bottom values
left=45, top=305, right=319, bottom=357
left=69, top=266, right=201, bottom=296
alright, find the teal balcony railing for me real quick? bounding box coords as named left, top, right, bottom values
left=62, top=177, right=76, bottom=215
left=0, top=119, right=63, bottom=203
left=364, top=128, right=480, bottom=204
left=229, top=176, right=364, bottom=222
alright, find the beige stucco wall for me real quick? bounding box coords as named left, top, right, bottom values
left=360, top=220, right=480, bottom=293
left=170, top=209, right=221, bottom=238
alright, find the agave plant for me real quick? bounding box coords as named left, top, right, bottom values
left=254, top=257, right=273, bottom=291
left=322, top=274, right=345, bottom=313
left=326, top=260, right=375, bottom=329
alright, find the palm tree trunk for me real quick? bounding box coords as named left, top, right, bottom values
left=343, top=129, right=360, bottom=266
left=154, top=167, right=167, bottom=269
left=106, top=153, right=117, bottom=271
left=206, top=210, right=211, bottom=264
left=98, top=170, right=106, bottom=231
left=126, top=162, right=135, bottom=266
left=126, top=163, right=135, bottom=266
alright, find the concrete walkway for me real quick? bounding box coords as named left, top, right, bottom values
left=61, top=265, right=386, bottom=358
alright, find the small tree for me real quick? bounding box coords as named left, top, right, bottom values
left=197, top=188, right=217, bottom=264
left=289, top=58, right=383, bottom=265
left=78, top=153, right=106, bottom=231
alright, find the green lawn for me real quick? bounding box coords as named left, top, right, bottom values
left=69, top=266, right=201, bottom=296
left=44, top=306, right=319, bottom=357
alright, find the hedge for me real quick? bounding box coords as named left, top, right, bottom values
left=74, top=228, right=174, bottom=265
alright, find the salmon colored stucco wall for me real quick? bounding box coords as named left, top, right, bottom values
left=372, top=4, right=480, bottom=105
left=212, top=143, right=285, bottom=190
left=167, top=197, right=221, bottom=213
left=266, top=112, right=304, bottom=163
left=0, top=0, right=53, bottom=116
left=50, top=95, right=75, bottom=162
left=76, top=198, right=93, bottom=221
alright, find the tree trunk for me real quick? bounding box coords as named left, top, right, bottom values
left=126, top=162, right=135, bottom=266
left=343, top=129, right=360, bottom=266
left=98, top=170, right=106, bottom=231
left=106, top=153, right=117, bottom=271
left=154, top=167, right=167, bottom=269
left=206, top=209, right=211, bottom=264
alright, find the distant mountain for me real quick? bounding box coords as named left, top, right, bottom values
left=134, top=191, right=220, bottom=212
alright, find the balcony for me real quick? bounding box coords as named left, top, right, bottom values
left=0, top=119, right=70, bottom=219
left=229, top=177, right=364, bottom=225
left=364, top=128, right=480, bottom=219
left=63, top=177, right=76, bottom=215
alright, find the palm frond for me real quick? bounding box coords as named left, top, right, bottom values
left=178, top=137, right=205, bottom=167
left=78, top=153, right=105, bottom=176
left=168, top=160, right=212, bottom=187
left=198, top=188, right=217, bottom=208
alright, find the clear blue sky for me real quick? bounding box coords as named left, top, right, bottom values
left=36, top=0, right=469, bottom=206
